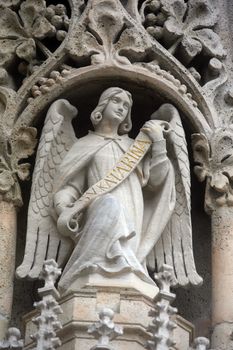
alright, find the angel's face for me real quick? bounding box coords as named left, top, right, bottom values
left=102, top=91, right=130, bottom=125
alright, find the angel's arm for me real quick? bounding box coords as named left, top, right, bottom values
left=54, top=168, right=86, bottom=215
left=148, top=139, right=170, bottom=188
left=141, top=120, right=170, bottom=189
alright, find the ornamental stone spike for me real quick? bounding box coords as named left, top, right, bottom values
left=0, top=327, right=24, bottom=349
left=30, top=259, right=63, bottom=350
left=146, top=264, right=177, bottom=350
left=88, top=307, right=123, bottom=350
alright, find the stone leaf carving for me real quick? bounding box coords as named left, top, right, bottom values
left=192, top=129, right=233, bottom=210
left=202, top=58, right=228, bottom=104
left=0, top=126, right=37, bottom=206
left=67, top=0, right=152, bottom=65
left=1, top=0, right=21, bottom=8
left=141, top=0, right=226, bottom=66
left=0, top=0, right=70, bottom=81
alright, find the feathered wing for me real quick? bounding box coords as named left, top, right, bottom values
left=151, top=104, right=203, bottom=287
left=16, top=99, right=78, bottom=279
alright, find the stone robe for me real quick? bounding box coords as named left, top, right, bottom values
left=53, top=131, right=176, bottom=291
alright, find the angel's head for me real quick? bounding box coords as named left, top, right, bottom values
left=91, top=87, right=133, bottom=135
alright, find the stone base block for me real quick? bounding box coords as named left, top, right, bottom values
left=63, top=272, right=159, bottom=299
left=23, top=288, right=194, bottom=350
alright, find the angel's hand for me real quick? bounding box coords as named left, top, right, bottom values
left=57, top=208, right=79, bottom=239
left=55, top=201, right=76, bottom=222
left=141, top=120, right=164, bottom=142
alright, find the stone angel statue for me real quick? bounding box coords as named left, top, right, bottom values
left=16, top=87, right=202, bottom=295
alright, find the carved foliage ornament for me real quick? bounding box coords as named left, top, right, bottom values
left=0, top=126, right=37, bottom=205
left=140, top=0, right=225, bottom=67
left=0, top=0, right=70, bottom=78
left=0, top=0, right=226, bottom=207
left=0, top=0, right=225, bottom=86
left=67, top=0, right=152, bottom=66
left=192, top=129, right=233, bottom=211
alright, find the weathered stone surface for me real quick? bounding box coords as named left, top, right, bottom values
left=0, top=1, right=70, bottom=83
left=23, top=288, right=194, bottom=350
left=0, top=202, right=17, bottom=326
left=141, top=0, right=225, bottom=71
left=192, top=128, right=233, bottom=212
left=0, top=0, right=233, bottom=348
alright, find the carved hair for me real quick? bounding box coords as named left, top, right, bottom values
left=91, top=87, right=133, bottom=135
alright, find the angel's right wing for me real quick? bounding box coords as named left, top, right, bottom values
left=16, top=99, right=78, bottom=279
left=151, top=104, right=202, bottom=287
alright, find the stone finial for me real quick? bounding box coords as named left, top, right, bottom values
left=154, top=264, right=176, bottom=295
left=31, top=259, right=63, bottom=350
left=38, top=259, right=61, bottom=296
left=88, top=308, right=123, bottom=350
left=146, top=264, right=177, bottom=350
left=0, top=327, right=24, bottom=349
left=193, top=337, right=210, bottom=350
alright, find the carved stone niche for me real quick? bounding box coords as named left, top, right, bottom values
left=13, top=59, right=210, bottom=348
left=17, top=67, right=202, bottom=283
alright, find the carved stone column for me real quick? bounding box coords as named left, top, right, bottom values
left=192, top=128, right=233, bottom=350
left=211, top=206, right=233, bottom=349
left=0, top=127, right=36, bottom=338
left=0, top=201, right=17, bottom=339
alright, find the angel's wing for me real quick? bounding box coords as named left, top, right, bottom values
left=16, top=99, right=78, bottom=279
left=150, top=104, right=203, bottom=287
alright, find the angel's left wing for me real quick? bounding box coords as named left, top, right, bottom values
left=16, top=99, right=78, bottom=279
left=151, top=104, right=203, bottom=287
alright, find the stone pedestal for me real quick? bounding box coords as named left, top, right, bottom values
left=23, top=288, right=194, bottom=350
left=63, top=272, right=159, bottom=300
left=211, top=206, right=233, bottom=350
left=0, top=201, right=17, bottom=338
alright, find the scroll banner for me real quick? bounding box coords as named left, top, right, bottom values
left=57, top=131, right=152, bottom=237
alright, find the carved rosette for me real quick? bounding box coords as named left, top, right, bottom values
left=192, top=127, right=233, bottom=212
